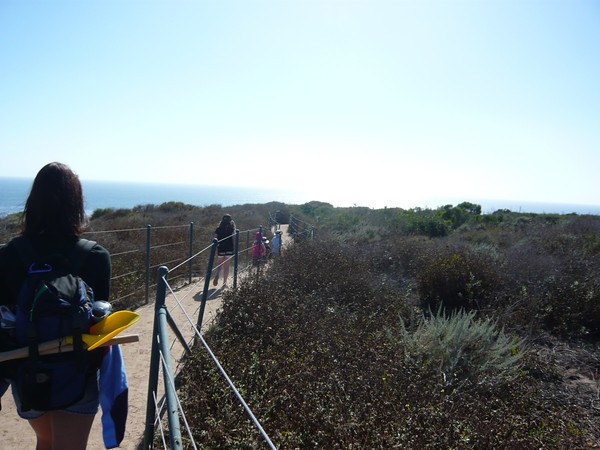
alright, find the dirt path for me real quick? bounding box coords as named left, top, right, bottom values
left=0, top=225, right=290, bottom=449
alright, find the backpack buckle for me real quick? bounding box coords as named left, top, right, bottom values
left=27, top=263, right=53, bottom=274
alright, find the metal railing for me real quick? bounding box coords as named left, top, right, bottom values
left=289, top=214, right=316, bottom=241
left=142, top=226, right=278, bottom=449
left=83, top=223, right=197, bottom=309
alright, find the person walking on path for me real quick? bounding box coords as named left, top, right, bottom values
left=213, top=214, right=236, bottom=287
left=251, top=231, right=267, bottom=266
left=0, top=162, right=112, bottom=450
left=271, top=229, right=283, bottom=256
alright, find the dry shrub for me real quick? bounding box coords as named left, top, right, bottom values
left=417, top=246, right=499, bottom=312
left=177, top=236, right=594, bottom=449
left=540, top=275, right=600, bottom=335
left=500, top=222, right=600, bottom=336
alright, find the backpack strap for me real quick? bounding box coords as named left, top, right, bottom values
left=12, top=236, right=97, bottom=272
left=68, top=239, right=97, bottom=274
left=67, top=239, right=97, bottom=366
left=11, top=237, right=41, bottom=362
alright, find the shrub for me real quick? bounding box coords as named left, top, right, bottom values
left=90, top=208, right=114, bottom=220
left=179, top=232, right=593, bottom=448
left=405, top=211, right=450, bottom=237
left=540, top=276, right=600, bottom=336
left=0, top=212, right=22, bottom=243
left=497, top=218, right=600, bottom=336
left=275, top=239, right=374, bottom=305
left=374, top=235, right=434, bottom=279
left=439, top=202, right=481, bottom=229
left=400, top=308, right=525, bottom=387
left=417, top=247, right=499, bottom=312
left=157, top=201, right=194, bottom=212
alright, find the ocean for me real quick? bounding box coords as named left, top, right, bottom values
left=0, top=177, right=310, bottom=218
left=1, top=177, right=599, bottom=217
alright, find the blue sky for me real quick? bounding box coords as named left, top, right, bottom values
left=1, top=0, right=599, bottom=209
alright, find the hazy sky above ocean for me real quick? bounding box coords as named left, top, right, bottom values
left=0, top=1, right=598, bottom=210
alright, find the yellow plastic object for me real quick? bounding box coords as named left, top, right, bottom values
left=89, top=310, right=140, bottom=334
left=86, top=310, right=140, bottom=350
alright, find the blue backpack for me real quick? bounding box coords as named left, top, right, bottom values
left=11, top=237, right=100, bottom=411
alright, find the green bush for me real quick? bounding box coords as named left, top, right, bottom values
left=400, top=308, right=524, bottom=387
left=439, top=202, right=482, bottom=229
left=404, top=210, right=450, bottom=237
left=89, top=208, right=114, bottom=220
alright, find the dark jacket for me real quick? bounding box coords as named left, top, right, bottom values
left=215, top=224, right=235, bottom=254
left=0, top=235, right=112, bottom=306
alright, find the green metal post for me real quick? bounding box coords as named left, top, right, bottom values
left=143, top=265, right=168, bottom=449
left=158, top=293, right=183, bottom=449
left=233, top=228, right=240, bottom=289
left=145, top=224, right=152, bottom=305
left=257, top=225, right=263, bottom=277
left=246, top=230, right=250, bottom=267
left=188, top=222, right=194, bottom=284
left=167, top=308, right=191, bottom=354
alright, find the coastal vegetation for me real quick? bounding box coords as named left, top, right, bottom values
left=1, top=200, right=599, bottom=447
left=179, top=201, right=600, bottom=448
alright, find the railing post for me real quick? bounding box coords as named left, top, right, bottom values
left=256, top=225, right=263, bottom=277
left=269, top=210, right=279, bottom=232
left=143, top=265, right=168, bottom=449
left=158, top=291, right=183, bottom=449
left=246, top=230, right=250, bottom=267
left=188, top=222, right=194, bottom=284
left=233, top=229, right=240, bottom=289
left=197, top=239, right=218, bottom=333
left=145, top=224, right=152, bottom=305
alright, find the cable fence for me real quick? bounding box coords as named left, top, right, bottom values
left=82, top=224, right=196, bottom=311
left=289, top=214, right=316, bottom=242
left=142, top=226, right=280, bottom=449
left=82, top=223, right=262, bottom=312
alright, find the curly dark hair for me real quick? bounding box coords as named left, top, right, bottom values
left=22, top=162, right=87, bottom=238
